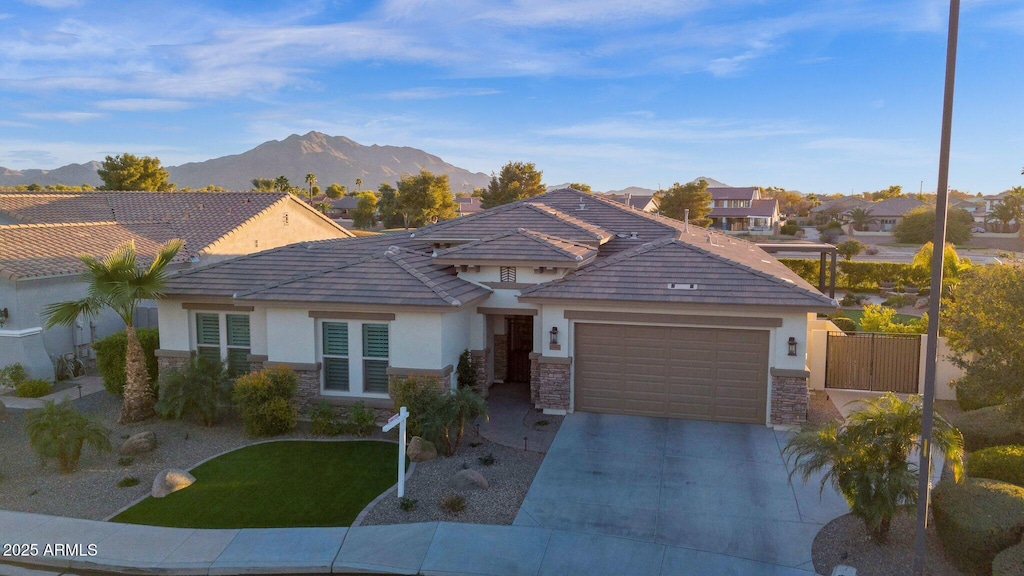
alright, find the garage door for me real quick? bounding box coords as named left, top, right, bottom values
left=574, top=323, right=770, bottom=424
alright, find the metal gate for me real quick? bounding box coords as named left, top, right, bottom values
left=825, top=332, right=921, bottom=393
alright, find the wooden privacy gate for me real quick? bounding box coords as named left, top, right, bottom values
left=825, top=332, right=921, bottom=393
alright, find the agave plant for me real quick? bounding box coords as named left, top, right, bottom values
left=784, top=393, right=964, bottom=543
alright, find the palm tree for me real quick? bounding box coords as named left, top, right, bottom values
left=990, top=199, right=1020, bottom=233
left=25, top=399, right=111, bottom=473
left=44, top=239, right=183, bottom=423
left=305, top=173, right=317, bottom=203
left=845, top=207, right=877, bottom=232
left=354, top=177, right=363, bottom=192
left=784, top=393, right=964, bottom=544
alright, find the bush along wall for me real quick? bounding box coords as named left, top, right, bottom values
left=92, top=328, right=160, bottom=395
left=778, top=259, right=930, bottom=291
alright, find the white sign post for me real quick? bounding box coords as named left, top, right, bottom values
left=382, top=406, right=409, bottom=498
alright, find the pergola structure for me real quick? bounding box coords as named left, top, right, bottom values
left=756, top=243, right=837, bottom=299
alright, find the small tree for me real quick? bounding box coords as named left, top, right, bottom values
left=836, top=240, right=866, bottom=261
left=481, top=161, right=545, bottom=208
left=845, top=207, right=877, bottom=232
left=25, top=400, right=111, bottom=473
left=860, top=304, right=928, bottom=334
left=456, top=349, right=476, bottom=390
left=97, top=153, right=174, bottom=191
left=911, top=242, right=971, bottom=295
left=155, top=356, right=233, bottom=426
left=305, top=173, right=317, bottom=202
left=325, top=183, right=346, bottom=199
left=655, top=180, right=712, bottom=226
left=785, top=393, right=964, bottom=543
left=352, top=191, right=378, bottom=228
left=447, top=387, right=487, bottom=454
left=893, top=207, right=973, bottom=244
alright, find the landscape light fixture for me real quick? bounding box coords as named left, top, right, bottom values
left=787, top=337, right=797, bottom=356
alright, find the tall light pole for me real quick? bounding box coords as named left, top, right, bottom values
left=912, top=1, right=960, bottom=574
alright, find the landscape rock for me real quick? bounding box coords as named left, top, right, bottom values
left=152, top=469, right=195, bottom=498
left=915, top=297, right=930, bottom=310
left=119, top=431, right=157, bottom=455
left=451, top=469, right=489, bottom=490
left=407, top=436, right=437, bottom=462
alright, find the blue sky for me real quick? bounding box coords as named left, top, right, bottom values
left=0, top=0, right=1021, bottom=194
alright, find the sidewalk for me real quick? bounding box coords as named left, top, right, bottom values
left=1, top=376, right=105, bottom=410
left=0, top=510, right=817, bottom=576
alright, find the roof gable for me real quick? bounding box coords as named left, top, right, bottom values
left=414, top=201, right=610, bottom=244
left=708, top=187, right=759, bottom=201
left=433, top=228, right=597, bottom=267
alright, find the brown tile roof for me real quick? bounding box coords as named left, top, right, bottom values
left=0, top=191, right=351, bottom=280
left=869, top=197, right=927, bottom=217
left=709, top=199, right=779, bottom=218
left=413, top=201, right=611, bottom=244
left=519, top=235, right=836, bottom=310
left=604, top=193, right=655, bottom=211
left=708, top=186, right=759, bottom=201
left=433, top=228, right=598, bottom=267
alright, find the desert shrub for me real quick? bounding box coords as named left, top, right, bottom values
left=829, top=316, right=857, bottom=333
left=233, top=366, right=298, bottom=437
left=932, top=478, right=1024, bottom=573
left=16, top=379, right=51, bottom=398
left=882, top=293, right=916, bottom=308
left=969, top=446, right=1024, bottom=487
left=954, top=404, right=1024, bottom=451
left=820, top=228, right=841, bottom=244
left=780, top=222, right=800, bottom=236
left=836, top=240, right=866, bottom=261
left=118, top=456, right=134, bottom=466
left=439, top=494, right=466, bottom=515
left=954, top=373, right=1011, bottom=412
left=345, top=401, right=377, bottom=437
left=117, top=476, right=139, bottom=488
left=993, top=541, right=1024, bottom=576
left=478, top=453, right=496, bottom=466
left=155, top=356, right=232, bottom=426
left=310, top=401, right=342, bottom=436
left=400, top=496, right=418, bottom=511
left=838, top=292, right=866, bottom=306
left=0, top=363, right=27, bottom=389
left=24, top=399, right=111, bottom=473
left=93, top=328, right=159, bottom=395
left=457, top=349, right=476, bottom=390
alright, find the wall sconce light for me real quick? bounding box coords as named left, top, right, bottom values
left=788, top=336, right=798, bottom=356
left=549, top=327, right=559, bottom=348
left=0, top=307, right=8, bottom=327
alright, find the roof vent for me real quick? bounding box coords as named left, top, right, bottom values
left=577, top=201, right=587, bottom=211
left=616, top=233, right=629, bottom=238
left=629, top=232, right=639, bottom=240
left=668, top=283, right=698, bottom=290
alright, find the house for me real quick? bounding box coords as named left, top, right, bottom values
left=156, top=188, right=835, bottom=427
left=456, top=197, right=483, bottom=216
left=859, top=197, right=927, bottom=232
left=706, top=187, right=781, bottom=234
left=604, top=192, right=658, bottom=212
left=0, top=192, right=352, bottom=381
left=809, top=196, right=871, bottom=221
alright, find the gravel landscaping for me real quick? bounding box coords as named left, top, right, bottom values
left=807, top=390, right=843, bottom=428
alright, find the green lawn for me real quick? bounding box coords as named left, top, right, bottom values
left=112, top=440, right=401, bottom=528
left=839, top=309, right=922, bottom=330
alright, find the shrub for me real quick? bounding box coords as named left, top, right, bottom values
left=439, top=494, right=466, bottom=515
left=24, top=399, right=111, bottom=473
left=118, top=456, right=134, bottom=466
left=994, top=541, right=1024, bottom=576
left=478, top=453, right=496, bottom=466
left=829, top=316, right=857, bottom=333
left=93, top=328, right=159, bottom=395
left=0, top=363, right=27, bottom=389
left=117, top=476, right=139, bottom=488
left=780, top=222, right=800, bottom=236
left=310, top=402, right=342, bottom=436
left=954, top=373, right=1010, bottom=412
left=836, top=240, right=865, bottom=261
left=932, top=478, right=1024, bottom=573
left=16, top=379, right=51, bottom=398
left=859, top=304, right=927, bottom=334
left=233, top=366, right=298, bottom=437
left=954, top=404, right=1024, bottom=451
left=155, top=356, right=233, bottom=426
left=457, top=349, right=476, bottom=390
left=969, top=446, right=1024, bottom=487
left=345, top=402, right=377, bottom=437
left=820, top=228, right=841, bottom=244
left=838, top=292, right=865, bottom=306
left=399, top=497, right=418, bottom=512
left=390, top=376, right=447, bottom=440
left=882, top=293, right=916, bottom=308
left=865, top=245, right=879, bottom=255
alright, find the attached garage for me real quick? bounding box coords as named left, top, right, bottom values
left=573, top=323, right=770, bottom=424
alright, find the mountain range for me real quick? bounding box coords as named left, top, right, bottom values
left=0, top=132, right=492, bottom=192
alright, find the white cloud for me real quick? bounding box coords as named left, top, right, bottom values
left=21, top=111, right=103, bottom=123
left=95, top=98, right=192, bottom=111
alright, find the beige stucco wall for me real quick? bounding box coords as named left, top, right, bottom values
left=156, top=299, right=190, bottom=351
left=390, top=312, right=444, bottom=370
left=266, top=308, right=316, bottom=364
left=200, top=199, right=351, bottom=264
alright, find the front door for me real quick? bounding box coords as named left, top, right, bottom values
left=506, top=316, right=534, bottom=384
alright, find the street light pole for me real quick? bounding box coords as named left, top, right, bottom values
left=912, top=1, right=960, bottom=574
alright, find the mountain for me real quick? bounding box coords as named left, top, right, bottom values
left=604, top=186, right=658, bottom=196
left=0, top=162, right=103, bottom=187
left=0, top=132, right=491, bottom=192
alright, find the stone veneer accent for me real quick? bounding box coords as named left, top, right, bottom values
left=470, top=348, right=490, bottom=397
left=530, top=353, right=571, bottom=412
left=770, top=368, right=809, bottom=426
left=154, top=349, right=191, bottom=374
left=493, top=334, right=508, bottom=382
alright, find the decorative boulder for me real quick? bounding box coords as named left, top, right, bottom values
left=152, top=469, right=195, bottom=498
left=915, top=297, right=930, bottom=310
left=451, top=469, right=488, bottom=490
left=407, top=436, right=437, bottom=462
left=119, top=431, right=157, bottom=455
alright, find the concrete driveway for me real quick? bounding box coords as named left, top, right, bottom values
left=514, top=413, right=850, bottom=574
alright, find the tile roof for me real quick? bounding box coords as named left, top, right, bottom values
left=433, top=228, right=598, bottom=267
left=708, top=187, right=759, bottom=201
left=604, top=193, right=656, bottom=211
left=519, top=235, right=836, bottom=310
left=810, top=196, right=870, bottom=213
left=868, top=197, right=927, bottom=217
left=413, top=201, right=611, bottom=244
left=709, top=199, right=779, bottom=218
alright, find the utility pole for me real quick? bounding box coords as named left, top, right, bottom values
left=912, top=1, right=959, bottom=574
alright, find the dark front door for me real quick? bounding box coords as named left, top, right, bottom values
left=506, top=316, right=534, bottom=384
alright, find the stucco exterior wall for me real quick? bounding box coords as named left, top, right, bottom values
left=199, top=199, right=350, bottom=264
left=156, top=299, right=190, bottom=352
left=390, top=312, right=443, bottom=370
left=266, top=308, right=316, bottom=364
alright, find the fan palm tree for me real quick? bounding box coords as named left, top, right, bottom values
left=784, top=393, right=964, bottom=544
left=845, top=207, right=877, bottom=232
left=44, top=239, right=183, bottom=423
left=990, top=199, right=1020, bottom=233
left=305, top=173, right=317, bottom=202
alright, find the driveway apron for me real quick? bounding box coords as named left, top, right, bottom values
left=515, top=412, right=850, bottom=570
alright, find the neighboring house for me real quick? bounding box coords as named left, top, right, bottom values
left=0, top=192, right=352, bottom=381
left=456, top=197, right=483, bottom=216
left=808, top=196, right=871, bottom=221
left=309, top=194, right=360, bottom=219
left=859, top=197, right=927, bottom=232
left=604, top=192, right=658, bottom=213
left=707, top=187, right=781, bottom=234
left=157, top=188, right=835, bottom=427
left=952, top=197, right=988, bottom=226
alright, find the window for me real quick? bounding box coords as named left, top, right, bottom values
left=500, top=266, right=516, bottom=283
left=322, top=322, right=350, bottom=391
left=194, top=312, right=251, bottom=375
left=363, top=324, right=390, bottom=393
